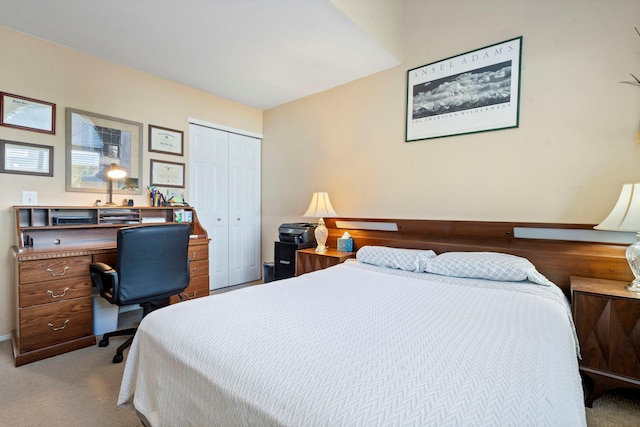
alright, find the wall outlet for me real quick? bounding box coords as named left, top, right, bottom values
left=22, top=191, right=38, bottom=205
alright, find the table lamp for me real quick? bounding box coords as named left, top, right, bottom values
left=594, top=182, right=640, bottom=292
left=106, top=163, right=127, bottom=206
left=303, top=192, right=338, bottom=253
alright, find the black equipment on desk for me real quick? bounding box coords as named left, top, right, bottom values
left=278, top=223, right=317, bottom=244
left=274, top=223, right=317, bottom=280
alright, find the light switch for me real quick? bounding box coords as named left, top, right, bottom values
left=22, top=191, right=38, bottom=205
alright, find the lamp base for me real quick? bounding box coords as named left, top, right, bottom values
left=627, top=279, right=640, bottom=292
left=314, top=218, right=328, bottom=253
left=626, top=233, right=640, bottom=293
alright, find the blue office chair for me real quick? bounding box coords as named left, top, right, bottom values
left=90, top=223, right=191, bottom=363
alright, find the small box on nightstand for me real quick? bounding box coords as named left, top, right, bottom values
left=337, top=238, right=353, bottom=252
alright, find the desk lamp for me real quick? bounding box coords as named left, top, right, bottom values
left=594, top=182, right=640, bottom=292
left=106, top=163, right=127, bottom=206
left=303, top=192, right=338, bottom=253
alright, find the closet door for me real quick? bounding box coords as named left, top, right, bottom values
left=228, top=133, right=261, bottom=285
left=190, top=125, right=229, bottom=289
left=189, top=123, right=261, bottom=290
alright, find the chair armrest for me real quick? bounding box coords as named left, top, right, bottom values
left=90, top=262, right=119, bottom=303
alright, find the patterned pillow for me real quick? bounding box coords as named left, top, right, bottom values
left=424, top=251, right=552, bottom=285
left=356, top=246, right=436, bottom=272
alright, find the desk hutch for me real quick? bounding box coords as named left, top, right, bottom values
left=10, top=205, right=210, bottom=366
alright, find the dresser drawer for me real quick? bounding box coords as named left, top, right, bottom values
left=19, top=276, right=93, bottom=308
left=171, top=275, right=209, bottom=304
left=19, top=256, right=92, bottom=284
left=18, top=297, right=93, bottom=352
left=189, top=259, right=209, bottom=277
left=188, top=243, right=208, bottom=262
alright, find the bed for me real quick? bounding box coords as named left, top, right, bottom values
left=118, top=243, right=590, bottom=426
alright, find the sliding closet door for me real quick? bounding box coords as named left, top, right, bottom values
left=189, top=123, right=261, bottom=290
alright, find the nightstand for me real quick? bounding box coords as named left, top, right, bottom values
left=570, top=276, right=640, bottom=406
left=295, top=248, right=356, bottom=276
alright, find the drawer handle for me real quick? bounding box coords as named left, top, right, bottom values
left=191, top=268, right=197, bottom=275
left=191, top=251, right=197, bottom=258
left=46, top=266, right=69, bottom=277
left=185, top=291, right=198, bottom=299
left=47, top=319, right=70, bottom=331
left=47, top=287, right=70, bottom=298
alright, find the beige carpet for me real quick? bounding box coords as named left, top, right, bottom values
left=0, top=337, right=638, bottom=426
left=0, top=338, right=139, bottom=427
left=586, top=388, right=640, bottom=427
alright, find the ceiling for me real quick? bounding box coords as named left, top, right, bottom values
left=0, top=0, right=400, bottom=110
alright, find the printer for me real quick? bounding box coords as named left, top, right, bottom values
left=278, top=223, right=317, bottom=244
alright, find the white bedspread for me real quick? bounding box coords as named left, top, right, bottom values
left=118, top=262, right=586, bottom=426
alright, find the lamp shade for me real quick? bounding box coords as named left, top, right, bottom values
left=595, top=183, right=640, bottom=232
left=303, top=192, right=338, bottom=218
left=106, top=163, right=127, bottom=180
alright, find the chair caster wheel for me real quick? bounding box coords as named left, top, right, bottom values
left=113, top=353, right=124, bottom=363
left=99, top=339, right=109, bottom=347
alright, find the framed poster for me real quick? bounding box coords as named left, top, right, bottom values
left=0, top=139, right=53, bottom=176
left=0, top=92, right=56, bottom=134
left=150, top=159, right=185, bottom=188
left=149, top=124, right=184, bottom=156
left=65, top=108, right=142, bottom=194
left=406, top=36, right=522, bottom=141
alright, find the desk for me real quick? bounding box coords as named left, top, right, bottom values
left=11, top=205, right=209, bottom=366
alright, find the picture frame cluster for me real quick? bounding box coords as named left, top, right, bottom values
left=0, top=91, right=187, bottom=195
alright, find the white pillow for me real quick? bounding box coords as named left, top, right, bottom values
left=424, top=251, right=552, bottom=286
left=356, top=246, right=436, bottom=272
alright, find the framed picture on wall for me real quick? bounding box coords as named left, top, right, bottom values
left=406, top=36, right=522, bottom=142
left=65, top=108, right=143, bottom=194
left=0, top=92, right=56, bottom=134
left=149, top=124, right=184, bottom=156
left=150, top=159, right=185, bottom=188
left=0, top=139, right=53, bottom=176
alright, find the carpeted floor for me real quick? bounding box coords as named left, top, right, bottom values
left=0, top=337, right=140, bottom=427
left=585, top=388, right=640, bottom=426
left=0, top=334, right=638, bottom=426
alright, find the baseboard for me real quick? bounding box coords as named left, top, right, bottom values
left=0, top=333, right=12, bottom=342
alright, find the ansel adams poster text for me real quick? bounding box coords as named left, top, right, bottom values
left=406, top=37, right=522, bottom=141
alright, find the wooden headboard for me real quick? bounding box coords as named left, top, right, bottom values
left=325, top=218, right=632, bottom=296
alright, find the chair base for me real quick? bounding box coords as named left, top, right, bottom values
left=99, top=298, right=170, bottom=363
left=99, top=327, right=137, bottom=363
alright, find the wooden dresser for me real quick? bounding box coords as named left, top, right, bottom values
left=11, top=205, right=210, bottom=366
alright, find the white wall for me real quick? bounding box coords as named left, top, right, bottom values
left=330, top=0, right=404, bottom=61
left=261, top=0, right=640, bottom=261
left=0, top=26, right=262, bottom=337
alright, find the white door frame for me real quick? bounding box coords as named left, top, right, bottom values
left=188, top=117, right=263, bottom=139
